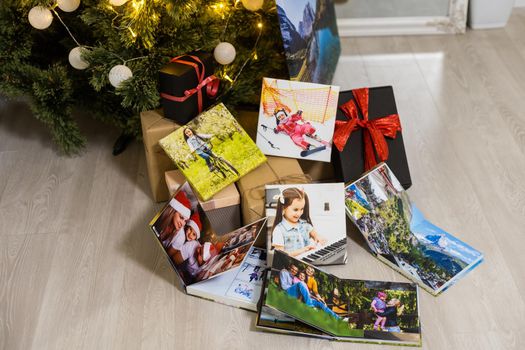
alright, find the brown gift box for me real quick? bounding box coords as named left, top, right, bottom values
left=236, top=156, right=310, bottom=225
left=298, top=159, right=335, bottom=182
left=165, top=170, right=241, bottom=234
left=141, top=109, right=180, bottom=202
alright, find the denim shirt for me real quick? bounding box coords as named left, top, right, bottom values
left=186, top=134, right=211, bottom=153
left=272, top=219, right=313, bottom=252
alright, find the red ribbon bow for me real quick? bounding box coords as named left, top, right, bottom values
left=160, top=54, right=220, bottom=113
left=333, top=88, right=402, bottom=171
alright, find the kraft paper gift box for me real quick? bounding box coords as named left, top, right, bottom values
left=165, top=170, right=241, bottom=234
left=236, top=156, right=310, bottom=225
left=331, top=86, right=412, bottom=189
left=298, top=159, right=335, bottom=182
left=140, top=109, right=180, bottom=202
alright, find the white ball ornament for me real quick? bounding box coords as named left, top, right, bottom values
left=214, top=42, right=236, bottom=65
left=68, top=47, right=89, bottom=70
left=108, top=65, right=133, bottom=88
left=57, top=0, right=80, bottom=12
left=28, top=6, right=53, bottom=30
left=109, top=0, right=129, bottom=6
left=241, top=0, right=263, bottom=11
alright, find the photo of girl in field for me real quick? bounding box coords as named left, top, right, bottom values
left=160, top=103, right=266, bottom=201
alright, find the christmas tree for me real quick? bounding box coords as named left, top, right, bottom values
left=0, top=0, right=288, bottom=154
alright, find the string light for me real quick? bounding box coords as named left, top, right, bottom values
left=224, top=74, right=234, bottom=83
left=128, top=27, right=137, bottom=38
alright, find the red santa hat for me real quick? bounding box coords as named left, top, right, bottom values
left=169, top=191, right=191, bottom=220
left=186, top=212, right=202, bottom=240
left=202, top=242, right=218, bottom=262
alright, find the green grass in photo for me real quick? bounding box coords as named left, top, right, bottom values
left=182, top=132, right=266, bottom=200
left=265, top=282, right=364, bottom=338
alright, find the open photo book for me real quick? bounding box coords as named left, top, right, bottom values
left=256, top=250, right=422, bottom=346
left=149, top=182, right=267, bottom=311
left=344, top=163, right=484, bottom=295
left=265, top=183, right=347, bottom=266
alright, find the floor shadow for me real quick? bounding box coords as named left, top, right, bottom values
left=117, top=201, right=185, bottom=293
left=0, top=98, right=56, bottom=151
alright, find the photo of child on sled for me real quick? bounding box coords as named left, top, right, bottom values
left=256, top=78, right=339, bottom=162
left=160, top=103, right=266, bottom=201
left=150, top=182, right=266, bottom=286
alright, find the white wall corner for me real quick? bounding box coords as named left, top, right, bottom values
left=515, top=0, right=525, bottom=7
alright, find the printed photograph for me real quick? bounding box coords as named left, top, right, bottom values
left=265, top=183, right=347, bottom=265
left=150, top=187, right=266, bottom=286
left=160, top=103, right=266, bottom=200
left=276, top=0, right=341, bottom=84
left=257, top=78, right=339, bottom=162
left=264, top=250, right=421, bottom=344
left=225, top=253, right=265, bottom=302
left=345, top=163, right=484, bottom=295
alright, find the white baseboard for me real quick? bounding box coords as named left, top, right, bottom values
left=515, top=0, right=525, bottom=7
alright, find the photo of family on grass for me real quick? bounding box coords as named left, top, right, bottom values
left=344, top=163, right=483, bottom=295
left=259, top=250, right=421, bottom=345
left=160, top=103, right=266, bottom=201
left=149, top=182, right=266, bottom=286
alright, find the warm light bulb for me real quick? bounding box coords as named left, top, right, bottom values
left=109, top=0, right=128, bottom=6
left=257, top=22, right=262, bottom=29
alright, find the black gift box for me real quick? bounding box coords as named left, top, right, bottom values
left=331, top=86, right=412, bottom=189
left=159, top=52, right=217, bottom=124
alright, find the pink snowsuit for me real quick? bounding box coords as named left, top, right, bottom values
left=275, top=113, right=316, bottom=150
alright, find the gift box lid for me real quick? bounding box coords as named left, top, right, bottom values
left=236, top=156, right=309, bottom=194
left=332, top=86, right=412, bottom=189
left=159, top=52, right=215, bottom=97
left=165, top=170, right=240, bottom=210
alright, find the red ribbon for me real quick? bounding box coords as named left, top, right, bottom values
left=160, top=54, right=219, bottom=113
left=333, top=88, right=402, bottom=171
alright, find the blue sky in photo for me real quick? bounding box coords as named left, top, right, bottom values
left=410, top=205, right=482, bottom=265
left=277, top=0, right=317, bottom=28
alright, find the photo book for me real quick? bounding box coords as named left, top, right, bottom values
left=275, top=0, right=341, bottom=84
left=256, top=250, right=422, bottom=346
left=344, top=162, right=484, bottom=295
left=160, top=103, right=266, bottom=201
left=186, top=246, right=267, bottom=312
left=149, top=182, right=268, bottom=310
left=257, top=77, right=339, bottom=162
left=265, top=183, right=347, bottom=266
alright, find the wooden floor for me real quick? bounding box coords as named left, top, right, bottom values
left=2, top=9, right=525, bottom=350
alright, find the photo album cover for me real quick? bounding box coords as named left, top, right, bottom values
left=257, top=250, right=422, bottom=346
left=276, top=0, right=341, bottom=84
left=344, top=163, right=484, bottom=296
left=149, top=182, right=268, bottom=309
left=257, top=78, right=339, bottom=162
left=265, top=183, right=347, bottom=266
left=160, top=103, right=266, bottom=201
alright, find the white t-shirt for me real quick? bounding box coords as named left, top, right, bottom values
left=180, top=240, right=202, bottom=277
left=163, top=227, right=185, bottom=250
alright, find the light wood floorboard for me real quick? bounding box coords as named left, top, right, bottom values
left=2, top=9, right=525, bottom=350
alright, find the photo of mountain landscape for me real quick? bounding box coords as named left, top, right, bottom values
left=276, top=0, right=341, bottom=84
left=344, top=163, right=483, bottom=295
